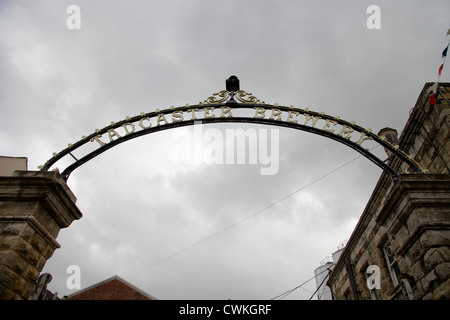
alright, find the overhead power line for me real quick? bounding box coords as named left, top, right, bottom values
left=270, top=266, right=331, bottom=300
left=125, top=149, right=375, bottom=280
left=308, top=269, right=332, bottom=300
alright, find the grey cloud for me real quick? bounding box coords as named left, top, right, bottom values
left=1, top=0, right=449, bottom=299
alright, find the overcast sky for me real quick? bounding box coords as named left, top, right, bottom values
left=1, top=0, right=449, bottom=300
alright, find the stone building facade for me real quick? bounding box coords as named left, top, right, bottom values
left=327, top=82, right=450, bottom=300
left=0, top=170, right=82, bottom=299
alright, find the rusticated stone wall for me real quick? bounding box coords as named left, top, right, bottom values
left=327, top=83, right=450, bottom=300
left=0, top=171, right=82, bottom=300
left=328, top=174, right=450, bottom=300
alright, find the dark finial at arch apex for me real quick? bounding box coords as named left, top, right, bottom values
left=226, top=75, right=240, bottom=92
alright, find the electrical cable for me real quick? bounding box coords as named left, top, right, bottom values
left=308, top=268, right=331, bottom=300
left=270, top=266, right=331, bottom=300
left=125, top=148, right=377, bottom=280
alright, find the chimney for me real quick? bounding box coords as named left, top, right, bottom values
left=378, top=127, right=399, bottom=159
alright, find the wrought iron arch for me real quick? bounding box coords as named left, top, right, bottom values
left=39, top=76, right=425, bottom=182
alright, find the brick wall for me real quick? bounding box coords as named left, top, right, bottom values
left=66, top=277, right=154, bottom=300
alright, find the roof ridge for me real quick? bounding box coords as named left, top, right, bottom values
left=65, top=274, right=157, bottom=300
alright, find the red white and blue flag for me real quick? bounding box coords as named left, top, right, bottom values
left=429, top=29, right=450, bottom=105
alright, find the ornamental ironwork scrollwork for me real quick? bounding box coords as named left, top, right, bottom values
left=202, top=90, right=230, bottom=104
left=39, top=76, right=426, bottom=182
left=235, top=90, right=264, bottom=104
left=202, top=89, right=264, bottom=105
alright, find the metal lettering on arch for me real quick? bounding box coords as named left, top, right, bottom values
left=39, top=76, right=425, bottom=181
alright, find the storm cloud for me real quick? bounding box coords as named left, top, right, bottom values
left=1, top=0, right=449, bottom=299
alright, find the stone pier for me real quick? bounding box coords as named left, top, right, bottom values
left=0, top=171, right=82, bottom=300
